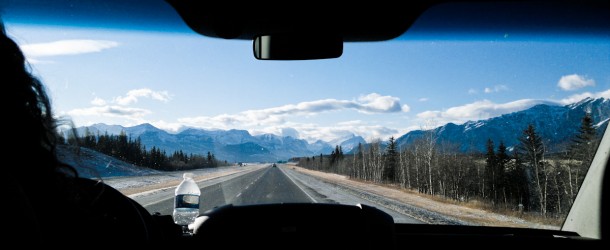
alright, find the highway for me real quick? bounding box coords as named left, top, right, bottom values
left=143, top=166, right=313, bottom=215
left=138, top=165, right=421, bottom=223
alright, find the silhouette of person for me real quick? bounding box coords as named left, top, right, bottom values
left=0, top=22, right=178, bottom=243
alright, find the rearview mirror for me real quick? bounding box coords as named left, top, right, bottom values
left=253, top=34, right=342, bottom=60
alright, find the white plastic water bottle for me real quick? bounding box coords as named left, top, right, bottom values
left=173, top=173, right=201, bottom=226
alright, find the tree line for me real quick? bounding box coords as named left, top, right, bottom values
left=63, top=129, right=227, bottom=171
left=295, top=113, right=601, bottom=218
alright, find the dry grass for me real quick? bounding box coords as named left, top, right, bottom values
left=393, top=188, right=564, bottom=227
left=291, top=166, right=561, bottom=229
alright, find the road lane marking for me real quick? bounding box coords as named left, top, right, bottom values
left=278, top=166, right=316, bottom=203
left=139, top=167, right=267, bottom=208
left=232, top=167, right=266, bottom=200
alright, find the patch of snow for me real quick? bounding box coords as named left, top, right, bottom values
left=57, top=145, right=159, bottom=178
left=595, top=118, right=610, bottom=128
left=104, top=165, right=260, bottom=191
left=464, top=121, right=484, bottom=132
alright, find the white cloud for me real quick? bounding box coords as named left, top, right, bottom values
left=91, top=97, right=107, bottom=106
left=113, top=88, right=171, bottom=105
left=418, top=98, right=429, bottom=102
left=558, top=74, right=595, bottom=91
left=559, top=89, right=610, bottom=104
left=468, top=88, right=477, bottom=94
left=249, top=126, right=301, bottom=139
left=413, top=88, right=610, bottom=131
left=174, top=94, right=409, bottom=142
left=66, top=89, right=172, bottom=130
left=67, top=105, right=151, bottom=119
left=91, top=116, right=405, bottom=144
left=25, top=58, right=55, bottom=65
left=178, top=93, right=409, bottom=129
left=21, top=39, right=119, bottom=58
left=337, top=120, right=365, bottom=126
left=417, top=110, right=442, bottom=120
left=281, top=127, right=300, bottom=138
left=149, top=120, right=185, bottom=133
left=279, top=122, right=400, bottom=143
left=356, top=93, right=409, bottom=113
left=416, top=99, right=559, bottom=124
left=484, top=85, right=508, bottom=94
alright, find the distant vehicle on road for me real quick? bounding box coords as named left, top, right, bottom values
left=272, top=163, right=277, bottom=168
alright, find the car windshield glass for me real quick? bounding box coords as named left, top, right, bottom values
left=2, top=1, right=608, bottom=229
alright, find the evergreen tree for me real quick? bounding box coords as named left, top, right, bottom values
left=83, top=128, right=96, bottom=148
left=518, top=124, right=545, bottom=168
left=319, top=153, right=323, bottom=168
left=330, top=146, right=338, bottom=166
left=517, top=124, right=547, bottom=215
left=384, top=136, right=398, bottom=182
left=574, top=112, right=596, bottom=143
left=117, top=131, right=128, bottom=161
left=570, top=112, right=597, bottom=165
left=484, top=139, right=496, bottom=201
left=496, top=141, right=509, bottom=204
left=355, top=143, right=363, bottom=179
left=210, top=153, right=217, bottom=167
left=509, top=149, right=529, bottom=210
left=497, top=142, right=509, bottom=169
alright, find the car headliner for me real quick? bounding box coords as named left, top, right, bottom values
left=2, top=0, right=610, bottom=41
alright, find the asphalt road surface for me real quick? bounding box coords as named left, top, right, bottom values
left=144, top=166, right=314, bottom=215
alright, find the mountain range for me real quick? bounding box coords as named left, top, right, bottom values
left=396, top=97, right=610, bottom=153
left=74, top=123, right=366, bottom=162
left=73, top=97, right=609, bottom=162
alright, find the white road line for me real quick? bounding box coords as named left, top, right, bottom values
left=136, top=166, right=266, bottom=207
left=278, top=166, right=317, bottom=203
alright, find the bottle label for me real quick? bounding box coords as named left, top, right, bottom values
left=175, top=194, right=200, bottom=209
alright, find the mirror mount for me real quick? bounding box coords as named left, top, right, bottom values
left=253, top=33, right=343, bottom=60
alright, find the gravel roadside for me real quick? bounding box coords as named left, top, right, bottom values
left=288, top=165, right=559, bottom=229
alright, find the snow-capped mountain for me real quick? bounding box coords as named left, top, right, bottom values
left=396, top=97, right=610, bottom=153
left=72, top=124, right=342, bottom=162
left=307, top=140, right=334, bottom=155
left=328, top=134, right=366, bottom=152
left=75, top=122, right=161, bottom=138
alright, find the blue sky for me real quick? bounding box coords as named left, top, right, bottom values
left=4, top=22, right=610, bottom=143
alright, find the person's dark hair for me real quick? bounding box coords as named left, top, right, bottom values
left=1, top=21, right=171, bottom=242
left=1, top=22, right=76, bottom=179
left=1, top=21, right=79, bottom=240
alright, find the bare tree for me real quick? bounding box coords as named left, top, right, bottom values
left=422, top=127, right=438, bottom=195
left=368, top=140, right=384, bottom=182
left=398, top=146, right=411, bottom=188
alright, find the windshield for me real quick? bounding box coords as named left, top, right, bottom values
left=3, top=2, right=608, bottom=229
